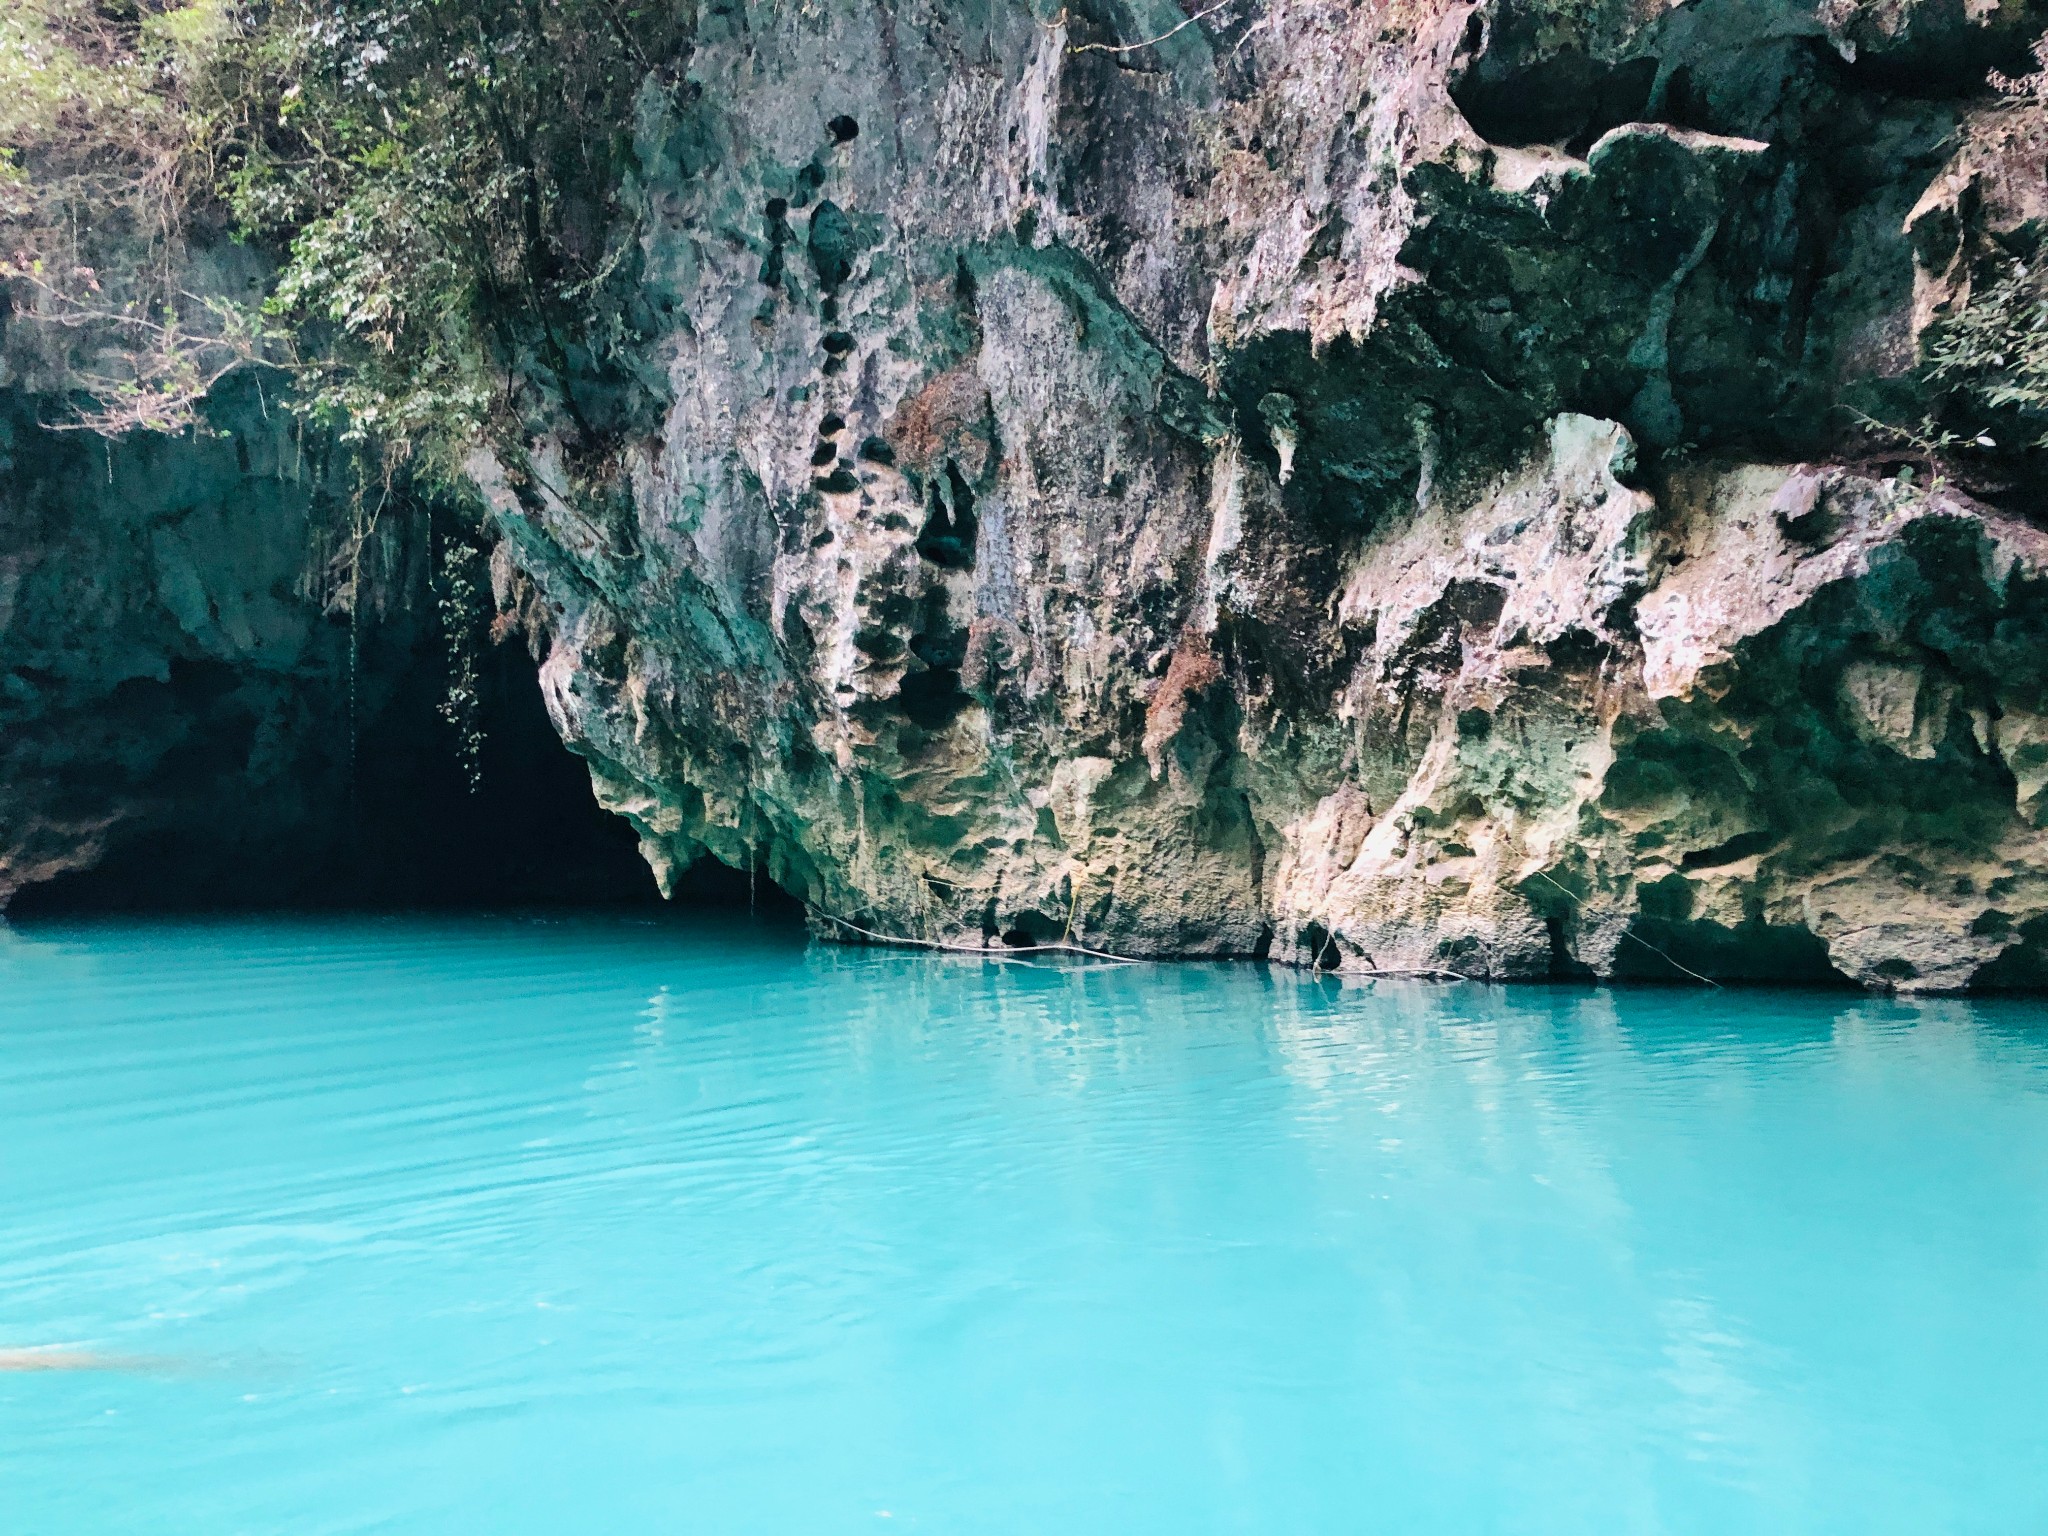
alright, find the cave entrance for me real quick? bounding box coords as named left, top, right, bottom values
left=6, top=629, right=800, bottom=926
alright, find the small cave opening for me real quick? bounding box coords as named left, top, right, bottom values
left=1606, top=915, right=1851, bottom=989
left=914, top=461, right=980, bottom=570
left=1450, top=48, right=1662, bottom=154
left=6, top=630, right=799, bottom=928
left=1969, top=915, right=2048, bottom=991
left=662, top=850, right=808, bottom=924
left=1000, top=909, right=1067, bottom=948
left=1300, top=921, right=1342, bottom=970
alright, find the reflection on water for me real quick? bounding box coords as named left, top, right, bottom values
left=2, top=915, right=2045, bottom=1534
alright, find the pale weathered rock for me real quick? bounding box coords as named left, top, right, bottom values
left=444, top=0, right=2048, bottom=990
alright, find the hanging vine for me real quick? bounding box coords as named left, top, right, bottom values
left=435, top=535, right=490, bottom=793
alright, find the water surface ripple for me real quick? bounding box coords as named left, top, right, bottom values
left=2, top=915, right=2045, bottom=1533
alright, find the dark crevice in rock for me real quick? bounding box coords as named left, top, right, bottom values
left=1453, top=43, right=1663, bottom=154
left=1544, top=914, right=1601, bottom=981
left=1680, top=829, right=1778, bottom=871
left=914, top=460, right=979, bottom=569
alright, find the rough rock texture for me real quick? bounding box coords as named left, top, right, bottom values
left=8, top=0, right=2048, bottom=988
left=0, top=383, right=368, bottom=904
left=460, top=0, right=2048, bottom=991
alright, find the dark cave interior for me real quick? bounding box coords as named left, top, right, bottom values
left=8, top=635, right=803, bottom=925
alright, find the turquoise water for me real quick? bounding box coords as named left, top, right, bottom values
left=2, top=916, right=2045, bottom=1534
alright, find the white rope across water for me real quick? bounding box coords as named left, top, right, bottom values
left=811, top=908, right=1478, bottom=981
left=809, top=909, right=1144, bottom=965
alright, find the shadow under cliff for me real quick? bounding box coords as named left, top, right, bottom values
left=0, top=379, right=804, bottom=927
left=5, top=637, right=678, bottom=916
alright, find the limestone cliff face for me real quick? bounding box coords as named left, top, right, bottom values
left=9, top=0, right=2048, bottom=988
left=464, top=0, right=2048, bottom=991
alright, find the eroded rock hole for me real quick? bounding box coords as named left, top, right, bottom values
left=902, top=612, right=970, bottom=732
left=759, top=198, right=792, bottom=290
left=897, top=666, right=971, bottom=729
left=1452, top=49, right=1660, bottom=153
left=795, top=162, right=826, bottom=206
left=827, top=114, right=860, bottom=143
left=853, top=591, right=915, bottom=661
left=808, top=200, right=857, bottom=292
left=915, top=461, right=979, bottom=570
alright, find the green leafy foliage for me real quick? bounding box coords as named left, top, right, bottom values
left=1926, top=259, right=2048, bottom=449
left=436, top=536, right=490, bottom=792
left=210, top=0, right=689, bottom=473
left=1, top=0, right=697, bottom=784
left=0, top=0, right=275, bottom=432
left=3, top=0, right=687, bottom=460
left=1918, top=36, right=2048, bottom=454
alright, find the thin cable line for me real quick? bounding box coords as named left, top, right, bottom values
left=1529, top=869, right=1723, bottom=988
left=1049, top=1, right=1239, bottom=56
